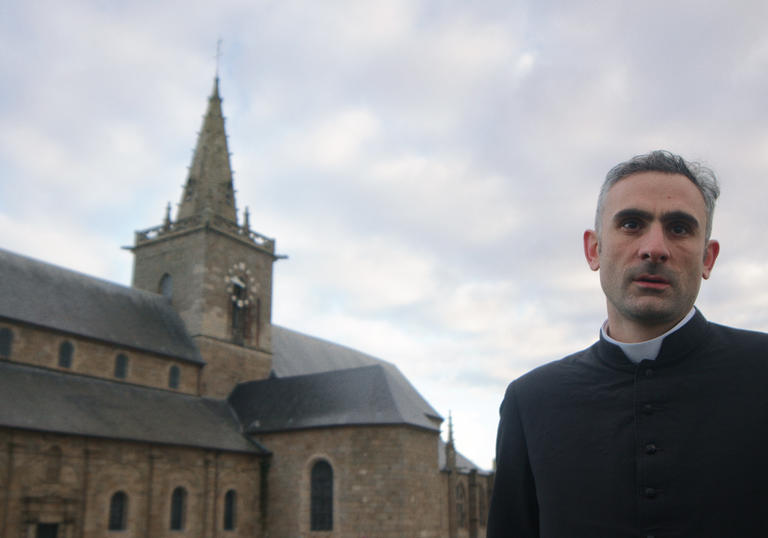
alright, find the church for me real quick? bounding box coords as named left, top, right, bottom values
left=0, top=77, right=492, bottom=538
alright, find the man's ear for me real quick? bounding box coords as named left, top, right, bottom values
left=702, top=239, right=720, bottom=280
left=583, top=229, right=600, bottom=271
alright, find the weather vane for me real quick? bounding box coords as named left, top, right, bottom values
left=215, top=38, right=223, bottom=78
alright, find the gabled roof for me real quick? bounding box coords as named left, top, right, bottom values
left=0, top=248, right=202, bottom=363
left=0, top=361, right=263, bottom=454
left=270, top=325, right=442, bottom=425
left=230, top=364, right=439, bottom=433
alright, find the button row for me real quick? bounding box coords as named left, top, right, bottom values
left=643, top=486, right=658, bottom=499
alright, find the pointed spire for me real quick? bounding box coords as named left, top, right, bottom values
left=163, top=202, right=172, bottom=230
left=243, top=206, right=251, bottom=232
left=176, top=77, right=238, bottom=223
left=445, top=411, right=457, bottom=471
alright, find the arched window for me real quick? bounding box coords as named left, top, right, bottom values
left=170, top=487, right=186, bottom=530
left=108, top=491, right=128, bottom=531
left=223, top=489, right=236, bottom=530
left=46, top=446, right=62, bottom=483
left=0, top=327, right=12, bottom=358
left=159, top=273, right=173, bottom=301
left=456, top=483, right=467, bottom=528
left=168, top=365, right=180, bottom=389
left=58, top=341, right=74, bottom=368
left=114, top=354, right=128, bottom=379
left=310, top=460, right=333, bottom=531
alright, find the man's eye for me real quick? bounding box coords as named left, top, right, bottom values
left=621, top=220, right=640, bottom=230
left=670, top=223, right=690, bottom=235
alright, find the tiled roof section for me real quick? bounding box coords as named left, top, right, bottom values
left=230, top=364, right=440, bottom=433
left=0, top=361, right=264, bottom=454
left=271, top=325, right=384, bottom=376
left=0, top=248, right=202, bottom=363
left=271, top=325, right=441, bottom=422
left=438, top=439, right=490, bottom=474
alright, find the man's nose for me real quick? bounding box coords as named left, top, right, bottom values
left=638, top=223, right=669, bottom=262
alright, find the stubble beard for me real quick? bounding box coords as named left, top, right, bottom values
left=606, top=262, right=692, bottom=328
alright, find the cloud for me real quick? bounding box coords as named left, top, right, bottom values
left=4, top=0, right=768, bottom=471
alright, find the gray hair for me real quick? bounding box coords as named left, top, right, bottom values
left=595, top=150, right=720, bottom=241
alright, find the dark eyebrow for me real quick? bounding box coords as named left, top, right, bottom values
left=612, top=208, right=653, bottom=223
left=611, top=208, right=700, bottom=229
left=660, top=210, right=700, bottom=230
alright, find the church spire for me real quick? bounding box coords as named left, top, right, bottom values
left=176, top=77, right=238, bottom=223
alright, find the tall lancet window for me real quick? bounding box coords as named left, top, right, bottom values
left=227, top=263, right=255, bottom=346
left=310, top=460, right=333, bottom=531
left=231, top=277, right=247, bottom=345
left=159, top=273, right=173, bottom=301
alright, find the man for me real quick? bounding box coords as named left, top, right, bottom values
left=487, top=150, right=768, bottom=537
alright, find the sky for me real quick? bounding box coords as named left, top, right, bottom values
left=2, top=0, right=768, bottom=470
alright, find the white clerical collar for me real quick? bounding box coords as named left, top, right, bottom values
left=601, top=308, right=697, bottom=364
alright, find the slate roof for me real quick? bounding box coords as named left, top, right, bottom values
left=0, top=360, right=263, bottom=454
left=230, top=364, right=440, bottom=433
left=438, top=439, right=489, bottom=474
left=263, top=325, right=442, bottom=430
left=0, top=248, right=202, bottom=363
left=272, top=325, right=390, bottom=377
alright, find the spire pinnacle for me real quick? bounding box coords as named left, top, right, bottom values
left=163, top=202, right=171, bottom=230
left=176, top=76, right=237, bottom=223
left=215, top=38, right=223, bottom=80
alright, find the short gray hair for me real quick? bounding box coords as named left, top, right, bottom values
left=595, top=150, right=720, bottom=241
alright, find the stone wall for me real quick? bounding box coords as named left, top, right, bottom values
left=131, top=227, right=275, bottom=353
left=0, top=428, right=264, bottom=538
left=252, top=425, right=447, bottom=538
left=197, top=336, right=272, bottom=398
left=131, top=231, right=208, bottom=338
left=0, top=321, right=200, bottom=395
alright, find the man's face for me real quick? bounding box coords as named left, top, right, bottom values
left=583, top=171, right=719, bottom=340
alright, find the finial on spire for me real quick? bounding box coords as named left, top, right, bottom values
left=448, top=411, right=454, bottom=445
left=215, top=38, right=223, bottom=80
left=243, top=207, right=251, bottom=231
left=163, top=202, right=172, bottom=230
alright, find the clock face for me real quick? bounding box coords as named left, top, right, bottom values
left=225, top=262, right=259, bottom=307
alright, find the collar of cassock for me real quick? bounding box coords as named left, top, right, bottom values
left=596, top=307, right=709, bottom=370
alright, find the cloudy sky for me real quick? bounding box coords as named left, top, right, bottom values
left=2, top=0, right=768, bottom=469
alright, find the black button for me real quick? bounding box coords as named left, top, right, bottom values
left=644, top=368, right=654, bottom=377
left=642, top=403, right=654, bottom=414
left=643, top=487, right=657, bottom=499
left=645, top=443, right=657, bottom=455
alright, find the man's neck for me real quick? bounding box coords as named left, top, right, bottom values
left=605, top=309, right=691, bottom=343
left=602, top=309, right=696, bottom=363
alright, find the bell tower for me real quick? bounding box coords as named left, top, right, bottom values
left=130, top=77, right=278, bottom=397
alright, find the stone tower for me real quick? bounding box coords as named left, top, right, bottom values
left=130, top=77, right=277, bottom=397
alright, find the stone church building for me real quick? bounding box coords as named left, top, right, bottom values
left=0, top=78, right=492, bottom=538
